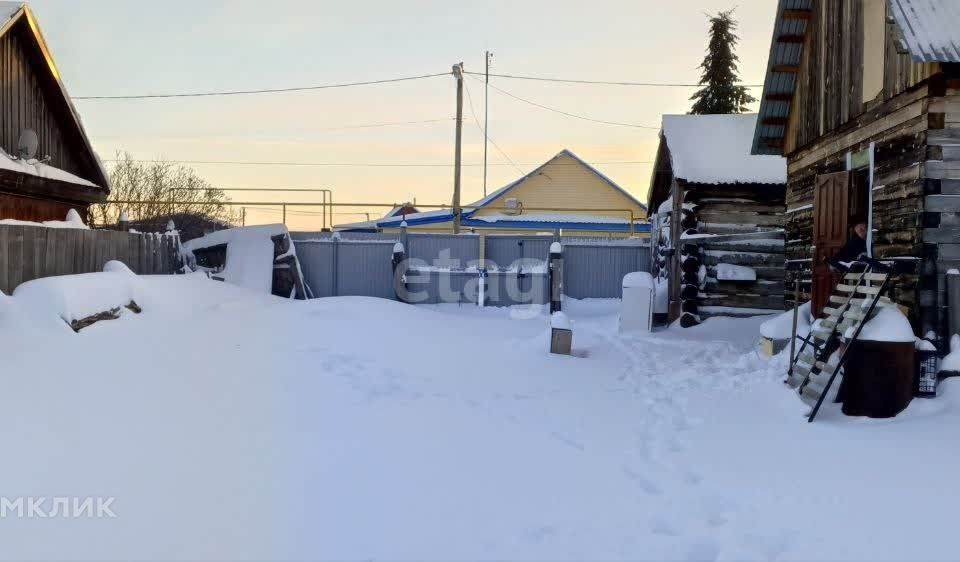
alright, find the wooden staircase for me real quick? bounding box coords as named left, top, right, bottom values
left=787, top=261, right=893, bottom=422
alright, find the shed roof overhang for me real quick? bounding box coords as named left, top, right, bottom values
left=750, top=0, right=813, bottom=156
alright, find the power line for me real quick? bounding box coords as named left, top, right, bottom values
left=103, top=158, right=653, bottom=167
left=463, top=70, right=763, bottom=88
left=475, top=76, right=660, bottom=130
left=73, top=72, right=452, bottom=100
left=462, top=78, right=523, bottom=176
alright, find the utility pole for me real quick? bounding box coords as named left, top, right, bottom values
left=241, top=207, right=246, bottom=227
left=483, top=51, right=492, bottom=198
left=452, top=62, right=464, bottom=234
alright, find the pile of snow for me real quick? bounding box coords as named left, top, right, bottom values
left=550, top=241, right=562, bottom=254
left=184, top=224, right=289, bottom=294
left=716, top=263, right=757, bottom=281
left=661, top=114, right=787, bottom=184
left=761, top=302, right=812, bottom=340
left=622, top=271, right=654, bottom=289
left=0, top=147, right=99, bottom=188
left=847, top=303, right=914, bottom=342
left=941, top=334, right=960, bottom=374
left=0, top=208, right=89, bottom=229
left=11, top=261, right=140, bottom=326
left=549, top=311, right=571, bottom=330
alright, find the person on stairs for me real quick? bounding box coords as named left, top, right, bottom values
left=829, top=217, right=868, bottom=272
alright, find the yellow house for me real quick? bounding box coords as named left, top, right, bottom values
left=336, top=149, right=649, bottom=237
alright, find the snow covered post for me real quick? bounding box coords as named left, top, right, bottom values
left=117, top=211, right=129, bottom=232
left=549, top=241, right=563, bottom=314
left=392, top=241, right=407, bottom=303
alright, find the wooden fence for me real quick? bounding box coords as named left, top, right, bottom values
left=0, top=224, right=181, bottom=295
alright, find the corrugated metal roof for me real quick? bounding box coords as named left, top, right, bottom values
left=889, top=0, right=960, bottom=62
left=750, top=0, right=812, bottom=156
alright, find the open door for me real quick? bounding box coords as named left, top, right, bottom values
left=811, top=171, right=850, bottom=317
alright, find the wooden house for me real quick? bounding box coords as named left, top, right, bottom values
left=648, top=114, right=787, bottom=326
left=336, top=149, right=649, bottom=237
left=0, top=2, right=108, bottom=223
left=751, top=0, right=960, bottom=337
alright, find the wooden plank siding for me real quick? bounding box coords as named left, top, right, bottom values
left=0, top=24, right=91, bottom=184
left=790, top=0, right=938, bottom=152
left=0, top=224, right=181, bottom=294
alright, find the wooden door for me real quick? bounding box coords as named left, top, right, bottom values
left=811, top=172, right=850, bottom=317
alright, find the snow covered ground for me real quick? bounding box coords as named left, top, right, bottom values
left=2, top=273, right=960, bottom=560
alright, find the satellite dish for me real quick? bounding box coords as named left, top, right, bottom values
left=17, top=129, right=38, bottom=160
left=504, top=197, right=522, bottom=215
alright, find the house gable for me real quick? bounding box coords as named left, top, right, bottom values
left=470, top=150, right=646, bottom=221
left=0, top=4, right=108, bottom=191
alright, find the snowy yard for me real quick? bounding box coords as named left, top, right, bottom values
left=2, top=273, right=960, bottom=560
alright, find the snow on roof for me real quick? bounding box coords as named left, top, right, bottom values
left=661, top=114, right=786, bottom=185
left=889, top=0, right=960, bottom=62
left=469, top=212, right=633, bottom=225
left=0, top=147, right=97, bottom=188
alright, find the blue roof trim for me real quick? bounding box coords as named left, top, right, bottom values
left=462, top=218, right=651, bottom=232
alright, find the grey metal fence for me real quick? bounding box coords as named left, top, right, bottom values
left=292, top=231, right=649, bottom=303
left=295, top=239, right=396, bottom=299
left=563, top=242, right=651, bottom=299
left=407, top=233, right=480, bottom=265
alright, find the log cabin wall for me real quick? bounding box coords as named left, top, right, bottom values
left=676, top=182, right=786, bottom=327
left=920, top=75, right=960, bottom=337
left=784, top=80, right=933, bottom=329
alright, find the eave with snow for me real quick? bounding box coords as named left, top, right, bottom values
left=0, top=2, right=109, bottom=223
left=647, top=113, right=788, bottom=327
left=336, top=149, right=650, bottom=236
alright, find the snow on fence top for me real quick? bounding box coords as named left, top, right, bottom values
left=0, top=209, right=88, bottom=229
left=661, top=114, right=787, bottom=185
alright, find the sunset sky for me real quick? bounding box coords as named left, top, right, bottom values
left=30, top=0, right=777, bottom=229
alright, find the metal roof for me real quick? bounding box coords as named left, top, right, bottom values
left=889, top=0, right=960, bottom=62
left=750, top=0, right=812, bottom=156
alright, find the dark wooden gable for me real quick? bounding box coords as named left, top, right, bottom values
left=0, top=6, right=108, bottom=191
left=753, top=0, right=941, bottom=157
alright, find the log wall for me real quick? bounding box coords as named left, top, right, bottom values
left=784, top=80, right=935, bottom=330
left=675, top=182, right=786, bottom=327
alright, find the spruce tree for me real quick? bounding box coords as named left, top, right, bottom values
left=689, top=10, right=756, bottom=115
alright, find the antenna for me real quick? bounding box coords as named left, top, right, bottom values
left=17, top=129, right=38, bottom=160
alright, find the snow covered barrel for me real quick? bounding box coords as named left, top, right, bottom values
left=620, top=272, right=654, bottom=334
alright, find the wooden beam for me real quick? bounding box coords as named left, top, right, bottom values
left=765, top=92, right=794, bottom=102
left=762, top=116, right=789, bottom=126
left=776, top=34, right=806, bottom=44
left=782, top=9, right=812, bottom=20
left=772, top=64, right=800, bottom=73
